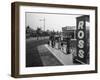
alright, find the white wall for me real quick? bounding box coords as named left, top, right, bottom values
left=0, top=0, right=100, bottom=80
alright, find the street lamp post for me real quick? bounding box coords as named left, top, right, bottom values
left=40, top=17, right=45, bottom=31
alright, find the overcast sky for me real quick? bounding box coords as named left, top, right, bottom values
left=25, top=13, right=82, bottom=32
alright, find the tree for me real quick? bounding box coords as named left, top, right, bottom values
left=26, top=26, right=30, bottom=34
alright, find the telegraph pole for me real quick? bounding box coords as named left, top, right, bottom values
left=40, top=17, right=45, bottom=31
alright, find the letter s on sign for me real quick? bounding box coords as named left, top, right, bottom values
left=78, top=40, right=84, bottom=48
left=78, top=50, right=84, bottom=58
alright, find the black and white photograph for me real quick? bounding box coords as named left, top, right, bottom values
left=26, top=12, right=90, bottom=67
left=11, top=2, right=97, bottom=78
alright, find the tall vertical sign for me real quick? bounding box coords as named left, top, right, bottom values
left=76, top=15, right=89, bottom=64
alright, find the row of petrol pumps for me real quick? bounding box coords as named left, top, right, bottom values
left=48, top=15, right=89, bottom=64
left=48, top=35, right=71, bottom=54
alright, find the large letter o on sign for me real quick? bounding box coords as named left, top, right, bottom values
left=78, top=30, right=84, bottom=39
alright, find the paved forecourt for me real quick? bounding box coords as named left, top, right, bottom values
left=45, top=44, right=73, bottom=65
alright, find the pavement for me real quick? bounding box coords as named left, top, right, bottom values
left=37, top=43, right=73, bottom=66
left=37, top=45, right=62, bottom=66
left=45, top=44, right=73, bottom=65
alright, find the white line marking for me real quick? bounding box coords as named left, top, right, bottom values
left=75, top=59, right=86, bottom=64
